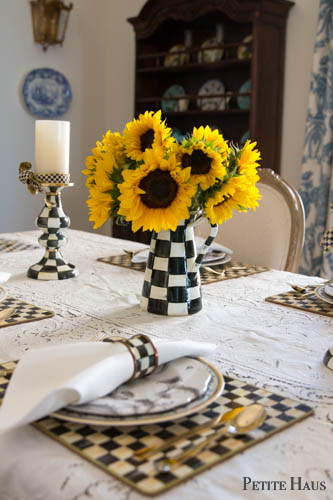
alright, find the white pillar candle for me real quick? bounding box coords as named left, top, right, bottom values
left=35, top=120, right=70, bottom=175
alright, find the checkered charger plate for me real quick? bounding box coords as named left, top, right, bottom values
left=265, top=285, right=333, bottom=317
left=0, top=362, right=313, bottom=496
left=0, top=296, right=54, bottom=328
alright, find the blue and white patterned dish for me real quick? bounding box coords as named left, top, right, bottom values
left=197, top=79, right=227, bottom=111
left=237, top=35, right=253, bottom=60
left=198, top=38, right=223, bottom=64
left=172, top=128, right=184, bottom=143
left=240, top=130, right=250, bottom=144
left=22, top=68, right=72, bottom=118
left=161, top=84, right=188, bottom=112
left=237, top=79, right=251, bottom=110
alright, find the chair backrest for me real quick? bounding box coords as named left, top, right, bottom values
left=195, top=168, right=305, bottom=272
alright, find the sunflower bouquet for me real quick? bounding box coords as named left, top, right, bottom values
left=83, top=110, right=261, bottom=233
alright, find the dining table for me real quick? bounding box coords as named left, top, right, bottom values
left=0, top=228, right=332, bottom=500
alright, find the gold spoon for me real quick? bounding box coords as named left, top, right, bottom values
left=135, top=407, right=244, bottom=460
left=123, top=248, right=148, bottom=257
left=155, top=403, right=266, bottom=473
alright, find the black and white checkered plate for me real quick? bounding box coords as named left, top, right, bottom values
left=0, top=239, right=38, bottom=253
left=0, top=296, right=54, bottom=328
left=0, top=364, right=314, bottom=496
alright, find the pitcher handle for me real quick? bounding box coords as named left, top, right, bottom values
left=191, top=223, right=218, bottom=273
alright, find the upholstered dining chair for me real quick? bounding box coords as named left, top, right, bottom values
left=196, top=168, right=305, bottom=273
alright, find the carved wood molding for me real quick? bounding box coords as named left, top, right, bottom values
left=128, top=0, right=293, bottom=38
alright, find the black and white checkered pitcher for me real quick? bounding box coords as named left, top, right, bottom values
left=140, top=218, right=218, bottom=315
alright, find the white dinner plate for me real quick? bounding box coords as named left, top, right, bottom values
left=202, top=250, right=226, bottom=264
left=315, top=285, right=333, bottom=305
left=324, top=283, right=333, bottom=297
left=203, top=254, right=232, bottom=267
left=52, top=357, right=224, bottom=426
left=131, top=242, right=232, bottom=264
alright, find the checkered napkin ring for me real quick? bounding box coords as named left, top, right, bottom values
left=321, top=228, right=333, bottom=254
left=102, top=334, right=158, bottom=380
left=321, top=201, right=333, bottom=254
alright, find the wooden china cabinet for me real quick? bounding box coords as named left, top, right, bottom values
left=112, top=0, right=294, bottom=243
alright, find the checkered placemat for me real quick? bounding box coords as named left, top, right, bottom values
left=0, top=362, right=313, bottom=496
left=98, top=254, right=269, bottom=285
left=0, top=296, right=54, bottom=328
left=265, top=287, right=333, bottom=317
left=0, top=239, right=38, bottom=253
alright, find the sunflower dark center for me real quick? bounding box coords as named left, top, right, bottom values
left=215, top=194, right=232, bottom=207
left=139, top=169, right=178, bottom=209
left=182, top=150, right=212, bottom=175
left=140, top=129, right=155, bottom=152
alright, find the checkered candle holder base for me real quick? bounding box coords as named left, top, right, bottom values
left=140, top=219, right=218, bottom=316
left=27, top=185, right=78, bottom=280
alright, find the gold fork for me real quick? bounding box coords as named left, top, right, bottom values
left=203, top=266, right=225, bottom=276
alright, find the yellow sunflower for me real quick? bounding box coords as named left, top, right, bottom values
left=82, top=157, right=96, bottom=187
left=83, top=144, right=117, bottom=228
left=118, top=148, right=196, bottom=232
left=123, top=110, right=174, bottom=162
left=175, top=142, right=227, bottom=190
left=205, top=176, right=260, bottom=225
left=102, top=131, right=126, bottom=166
left=238, top=140, right=261, bottom=181
left=87, top=187, right=113, bottom=229
left=192, top=125, right=230, bottom=156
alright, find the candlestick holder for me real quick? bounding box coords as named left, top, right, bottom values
left=19, top=163, right=78, bottom=280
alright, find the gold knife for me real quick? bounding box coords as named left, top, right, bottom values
left=0, top=308, right=16, bottom=322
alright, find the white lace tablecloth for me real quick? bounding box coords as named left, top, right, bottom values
left=0, top=229, right=332, bottom=500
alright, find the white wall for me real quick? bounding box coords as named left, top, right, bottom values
left=0, top=0, right=145, bottom=235
left=0, top=0, right=319, bottom=235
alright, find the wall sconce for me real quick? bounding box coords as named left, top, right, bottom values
left=30, top=0, right=73, bottom=51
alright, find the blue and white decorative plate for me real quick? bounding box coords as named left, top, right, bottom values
left=240, top=130, right=250, bottom=144
left=198, top=38, right=223, bottom=64
left=164, top=44, right=189, bottom=67
left=22, top=68, right=72, bottom=118
left=172, top=127, right=184, bottom=143
left=237, top=35, right=253, bottom=60
left=161, top=84, right=188, bottom=112
left=237, top=79, right=251, bottom=110
left=197, top=79, right=227, bottom=111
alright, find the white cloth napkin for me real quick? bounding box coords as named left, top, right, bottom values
left=0, top=272, right=11, bottom=284
left=131, top=239, right=233, bottom=263
left=0, top=338, right=216, bottom=433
